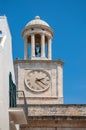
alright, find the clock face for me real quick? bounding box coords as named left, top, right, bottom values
left=24, top=70, right=51, bottom=92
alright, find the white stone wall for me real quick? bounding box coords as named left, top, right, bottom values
left=0, top=16, right=15, bottom=130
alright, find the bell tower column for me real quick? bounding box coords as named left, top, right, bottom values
left=41, top=33, right=45, bottom=58
left=31, top=34, right=35, bottom=58
left=48, top=37, right=52, bottom=60
left=24, top=38, right=28, bottom=60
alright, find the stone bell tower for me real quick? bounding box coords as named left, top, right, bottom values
left=14, top=16, right=64, bottom=105
left=22, top=16, right=53, bottom=60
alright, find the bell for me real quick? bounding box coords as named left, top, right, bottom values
left=35, top=45, right=41, bottom=56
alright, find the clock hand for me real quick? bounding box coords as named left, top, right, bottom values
left=36, top=79, right=48, bottom=86
left=35, top=80, right=45, bottom=89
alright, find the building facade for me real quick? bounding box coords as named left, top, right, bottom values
left=0, top=16, right=15, bottom=130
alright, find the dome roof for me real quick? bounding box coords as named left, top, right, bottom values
left=26, top=16, right=50, bottom=27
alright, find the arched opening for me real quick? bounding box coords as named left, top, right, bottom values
left=27, top=36, right=31, bottom=59
left=35, top=34, right=41, bottom=57
left=45, top=36, right=48, bottom=58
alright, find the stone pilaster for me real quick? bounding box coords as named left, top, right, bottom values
left=57, top=64, right=63, bottom=98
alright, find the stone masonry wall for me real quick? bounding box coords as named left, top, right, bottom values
left=27, top=104, right=86, bottom=117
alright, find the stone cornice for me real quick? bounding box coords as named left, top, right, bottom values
left=14, top=59, right=64, bottom=66
left=22, top=24, right=54, bottom=37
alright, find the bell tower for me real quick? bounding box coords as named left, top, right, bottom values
left=14, top=16, right=64, bottom=105
left=22, top=16, right=53, bottom=60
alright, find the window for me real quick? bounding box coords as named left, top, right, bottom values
left=0, top=30, right=2, bottom=35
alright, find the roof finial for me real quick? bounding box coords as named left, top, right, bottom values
left=35, top=16, right=40, bottom=20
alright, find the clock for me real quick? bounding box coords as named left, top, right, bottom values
left=24, top=70, right=51, bottom=92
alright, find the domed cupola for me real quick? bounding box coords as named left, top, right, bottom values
left=26, top=16, right=50, bottom=27
left=22, top=16, right=54, bottom=60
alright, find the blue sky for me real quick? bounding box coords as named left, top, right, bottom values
left=0, top=0, right=86, bottom=104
